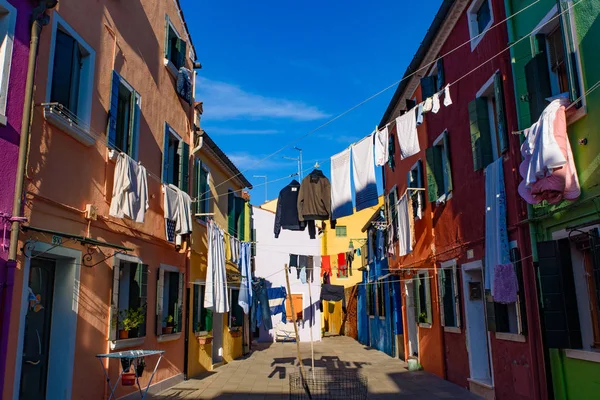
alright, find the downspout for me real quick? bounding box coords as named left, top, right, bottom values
left=1, top=0, right=56, bottom=393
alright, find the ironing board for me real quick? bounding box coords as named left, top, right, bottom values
left=96, top=350, right=165, bottom=400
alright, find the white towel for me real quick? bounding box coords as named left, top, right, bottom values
left=163, top=184, right=192, bottom=239
left=374, top=126, right=389, bottom=167
left=204, top=221, right=229, bottom=313
left=133, top=165, right=149, bottom=223
left=351, top=134, right=379, bottom=212
left=396, top=108, right=420, bottom=159
left=330, top=148, right=353, bottom=219
left=444, top=84, right=453, bottom=107
left=397, top=194, right=412, bottom=256
left=109, top=153, right=149, bottom=223
left=432, top=92, right=441, bottom=113
left=163, top=185, right=178, bottom=220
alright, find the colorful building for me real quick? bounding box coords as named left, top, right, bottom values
left=321, top=197, right=383, bottom=335
left=0, top=0, right=37, bottom=395
left=3, top=0, right=201, bottom=398
left=506, top=0, right=600, bottom=398
left=186, top=130, right=253, bottom=376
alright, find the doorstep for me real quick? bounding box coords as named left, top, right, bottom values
left=468, top=378, right=495, bottom=400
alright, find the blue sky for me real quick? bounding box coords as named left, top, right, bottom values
left=180, top=0, right=443, bottom=204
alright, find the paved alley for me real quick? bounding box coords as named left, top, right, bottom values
left=152, top=336, right=480, bottom=399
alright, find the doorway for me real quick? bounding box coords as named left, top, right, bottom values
left=212, top=313, right=224, bottom=365
left=19, top=258, right=56, bottom=400
left=462, top=261, right=493, bottom=385
left=404, top=280, right=419, bottom=358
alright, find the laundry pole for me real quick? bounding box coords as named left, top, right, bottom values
left=307, top=278, right=315, bottom=379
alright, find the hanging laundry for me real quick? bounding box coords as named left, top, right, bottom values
left=267, top=287, right=287, bottom=323
left=252, top=278, right=273, bottom=331
left=345, top=251, right=354, bottom=276
left=176, top=67, right=193, bottom=105
left=493, top=263, right=518, bottom=304
left=443, top=84, right=453, bottom=107
left=300, top=266, right=307, bottom=284
left=323, top=272, right=331, bottom=284
left=321, top=255, right=332, bottom=277
left=374, top=126, right=389, bottom=167
left=376, top=229, right=385, bottom=260
left=238, top=242, right=252, bottom=314
left=274, top=180, right=306, bottom=238
left=229, top=235, right=236, bottom=263
left=109, top=153, right=149, bottom=223
left=518, top=99, right=580, bottom=204
left=352, top=134, right=379, bottom=212
left=396, top=108, right=420, bottom=160
left=307, top=256, right=315, bottom=283
left=297, top=169, right=335, bottom=227
left=432, top=92, right=441, bottom=113
left=319, top=284, right=347, bottom=313
left=163, top=185, right=178, bottom=242
left=289, top=254, right=298, bottom=273
left=337, top=252, right=347, bottom=278
left=225, top=233, right=232, bottom=261
left=416, top=102, right=424, bottom=126
left=298, top=255, right=308, bottom=279
left=204, top=220, right=229, bottom=313
left=397, top=194, right=412, bottom=256
left=388, top=132, right=396, bottom=170
left=330, top=149, right=354, bottom=220
left=387, top=222, right=395, bottom=257
left=423, top=97, right=433, bottom=112
left=485, top=158, right=510, bottom=296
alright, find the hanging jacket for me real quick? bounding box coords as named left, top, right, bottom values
left=297, top=169, right=333, bottom=222
left=274, top=180, right=306, bottom=238
left=176, top=67, right=193, bottom=105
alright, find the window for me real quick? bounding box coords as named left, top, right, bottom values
left=335, top=226, right=347, bottom=237
left=48, top=14, right=95, bottom=126
left=110, top=259, right=148, bottom=341
left=162, top=124, right=189, bottom=192
left=387, top=186, right=399, bottom=240
left=108, top=71, right=141, bottom=159
left=469, top=72, right=508, bottom=171
left=439, top=261, right=461, bottom=328
left=228, top=191, right=246, bottom=239
left=420, top=59, right=445, bottom=99
left=467, top=0, right=494, bottom=50
left=156, top=266, right=184, bottom=335
left=367, top=283, right=376, bottom=316
left=425, top=131, right=453, bottom=203
left=229, top=288, right=244, bottom=328
left=194, top=159, right=211, bottom=220
left=285, top=293, right=304, bottom=321
left=415, top=272, right=432, bottom=325
left=164, top=15, right=187, bottom=70
left=0, top=0, right=16, bottom=125
left=408, top=160, right=424, bottom=220
left=377, top=281, right=386, bottom=318
left=525, top=3, right=583, bottom=122
left=192, top=283, right=213, bottom=333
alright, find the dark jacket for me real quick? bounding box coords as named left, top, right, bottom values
left=274, top=180, right=305, bottom=238
left=297, top=170, right=332, bottom=222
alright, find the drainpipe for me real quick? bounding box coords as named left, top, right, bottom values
left=1, top=0, right=56, bottom=392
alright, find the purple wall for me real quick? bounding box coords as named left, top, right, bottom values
left=0, top=0, right=33, bottom=394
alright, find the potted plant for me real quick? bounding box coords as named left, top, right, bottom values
left=418, top=312, right=428, bottom=324
left=197, top=334, right=213, bottom=345
left=163, top=315, right=175, bottom=335
left=113, top=307, right=146, bottom=339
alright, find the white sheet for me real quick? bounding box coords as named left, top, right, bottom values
left=374, top=126, right=389, bottom=167
left=396, top=108, right=420, bottom=159
left=330, top=148, right=353, bottom=219
left=351, top=134, right=379, bottom=212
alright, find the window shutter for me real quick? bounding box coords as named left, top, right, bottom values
left=510, top=248, right=527, bottom=335
left=109, top=262, right=120, bottom=341
left=453, top=267, right=461, bottom=328
left=425, top=147, right=439, bottom=202
left=406, top=99, right=417, bottom=110
left=130, top=93, right=141, bottom=161
left=413, top=278, right=420, bottom=323
left=420, top=76, right=437, bottom=99
left=493, top=72, right=509, bottom=154
left=176, top=39, right=187, bottom=69
left=164, top=15, right=170, bottom=57
left=228, top=191, right=235, bottom=236
left=438, top=271, right=446, bottom=327
left=537, top=239, right=582, bottom=348
left=194, top=159, right=201, bottom=214
left=192, top=284, right=199, bottom=332
left=156, top=268, right=164, bottom=336
left=178, top=141, right=190, bottom=193
left=162, top=125, right=170, bottom=183
left=442, top=131, right=453, bottom=193
left=558, top=1, right=582, bottom=105
left=237, top=198, right=246, bottom=241
left=485, top=291, right=497, bottom=332
left=468, top=98, right=493, bottom=171
left=524, top=39, right=552, bottom=122
left=436, top=58, right=445, bottom=90
left=133, top=264, right=148, bottom=337
left=108, top=71, right=120, bottom=147
left=425, top=276, right=432, bottom=323
left=175, top=272, right=184, bottom=332
left=590, top=230, right=600, bottom=321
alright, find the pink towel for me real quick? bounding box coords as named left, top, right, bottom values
left=493, top=264, right=518, bottom=304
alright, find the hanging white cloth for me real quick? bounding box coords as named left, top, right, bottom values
left=444, top=84, right=453, bottom=107
left=351, top=134, right=379, bottom=212
left=432, top=92, right=441, bottom=113
left=204, top=220, right=229, bottom=313
left=423, top=97, right=433, bottom=112
left=175, top=186, right=193, bottom=235
left=109, top=153, right=149, bottom=223
left=330, top=148, right=353, bottom=220
left=397, top=194, right=412, bottom=256
left=396, top=108, right=420, bottom=159
left=238, top=242, right=252, bottom=314
left=374, top=126, right=389, bottom=167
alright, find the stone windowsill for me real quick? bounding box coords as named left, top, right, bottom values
left=164, top=58, right=178, bottom=79
left=157, top=332, right=181, bottom=343
left=110, top=337, right=145, bottom=351
left=468, top=378, right=494, bottom=390
left=444, top=326, right=461, bottom=334
left=44, top=105, right=96, bottom=147
left=495, top=332, right=526, bottom=343
left=418, top=322, right=432, bottom=329
left=564, top=349, right=600, bottom=364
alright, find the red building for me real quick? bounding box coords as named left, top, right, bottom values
left=380, top=0, right=547, bottom=398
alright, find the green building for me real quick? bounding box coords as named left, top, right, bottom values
left=506, top=0, right=600, bottom=398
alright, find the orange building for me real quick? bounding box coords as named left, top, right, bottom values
left=3, top=0, right=201, bottom=398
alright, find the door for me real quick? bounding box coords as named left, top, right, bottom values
left=20, top=258, right=56, bottom=400
left=462, top=263, right=492, bottom=384
left=212, top=313, right=223, bottom=365
left=404, top=281, right=419, bottom=357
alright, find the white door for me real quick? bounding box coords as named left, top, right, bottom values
left=462, top=261, right=492, bottom=384
left=404, top=281, right=419, bottom=358
left=212, top=313, right=224, bottom=365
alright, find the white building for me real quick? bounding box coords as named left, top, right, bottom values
left=253, top=204, right=321, bottom=343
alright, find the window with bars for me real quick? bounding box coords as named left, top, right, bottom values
left=194, top=159, right=211, bottom=220
left=335, top=226, right=347, bottom=237
left=110, top=261, right=148, bottom=341
left=439, top=262, right=461, bottom=328
left=156, top=266, right=184, bottom=336
left=192, top=283, right=213, bottom=333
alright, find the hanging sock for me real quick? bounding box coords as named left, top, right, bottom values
left=432, top=92, right=441, bottom=114
left=416, top=102, right=424, bottom=126
left=444, top=84, right=453, bottom=107
left=423, top=97, right=433, bottom=112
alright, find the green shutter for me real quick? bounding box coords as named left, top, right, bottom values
left=510, top=247, right=527, bottom=335
left=558, top=1, right=582, bottom=105
left=413, top=278, right=420, bottom=323
left=176, top=39, right=187, bottom=69
left=162, top=125, right=170, bottom=183
left=436, top=58, right=445, bottom=91
left=438, top=271, right=446, bottom=327
left=468, top=98, right=493, bottom=171
left=420, top=76, right=437, bottom=99
left=175, top=273, right=184, bottom=333
left=442, top=132, right=453, bottom=193
left=109, top=262, right=120, bottom=341
left=108, top=71, right=120, bottom=147
left=425, top=147, right=439, bottom=202
left=194, top=159, right=200, bottom=214
left=193, top=284, right=199, bottom=332
left=485, top=291, right=497, bottom=332
left=156, top=269, right=164, bottom=336
left=133, top=264, right=149, bottom=337
left=524, top=36, right=552, bottom=123
left=494, top=72, right=508, bottom=154
left=228, top=191, right=235, bottom=235
left=237, top=198, right=246, bottom=241
left=164, top=15, right=170, bottom=57
left=178, top=141, right=190, bottom=193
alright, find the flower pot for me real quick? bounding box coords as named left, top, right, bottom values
left=119, top=330, right=129, bottom=340
left=122, top=372, right=136, bottom=386
left=230, top=330, right=242, bottom=338
left=197, top=336, right=213, bottom=345
left=162, top=326, right=174, bottom=335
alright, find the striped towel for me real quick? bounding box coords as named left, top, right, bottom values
left=267, top=287, right=287, bottom=323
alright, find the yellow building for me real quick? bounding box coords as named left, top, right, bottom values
left=321, top=196, right=384, bottom=334
left=187, top=128, right=252, bottom=377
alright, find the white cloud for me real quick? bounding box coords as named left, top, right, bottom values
left=197, top=78, right=329, bottom=121
left=205, top=127, right=280, bottom=136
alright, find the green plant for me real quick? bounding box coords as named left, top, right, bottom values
left=418, top=312, right=428, bottom=324
left=118, top=307, right=146, bottom=332
left=164, top=315, right=174, bottom=327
